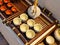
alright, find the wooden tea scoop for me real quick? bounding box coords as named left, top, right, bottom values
left=33, top=0, right=38, bottom=14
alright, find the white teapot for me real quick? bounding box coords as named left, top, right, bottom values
left=28, top=0, right=41, bottom=18
left=28, top=5, right=41, bottom=18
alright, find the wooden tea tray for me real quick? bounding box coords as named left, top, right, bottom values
left=7, top=12, right=57, bottom=45
left=0, top=0, right=19, bottom=23
left=0, top=0, right=30, bottom=24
